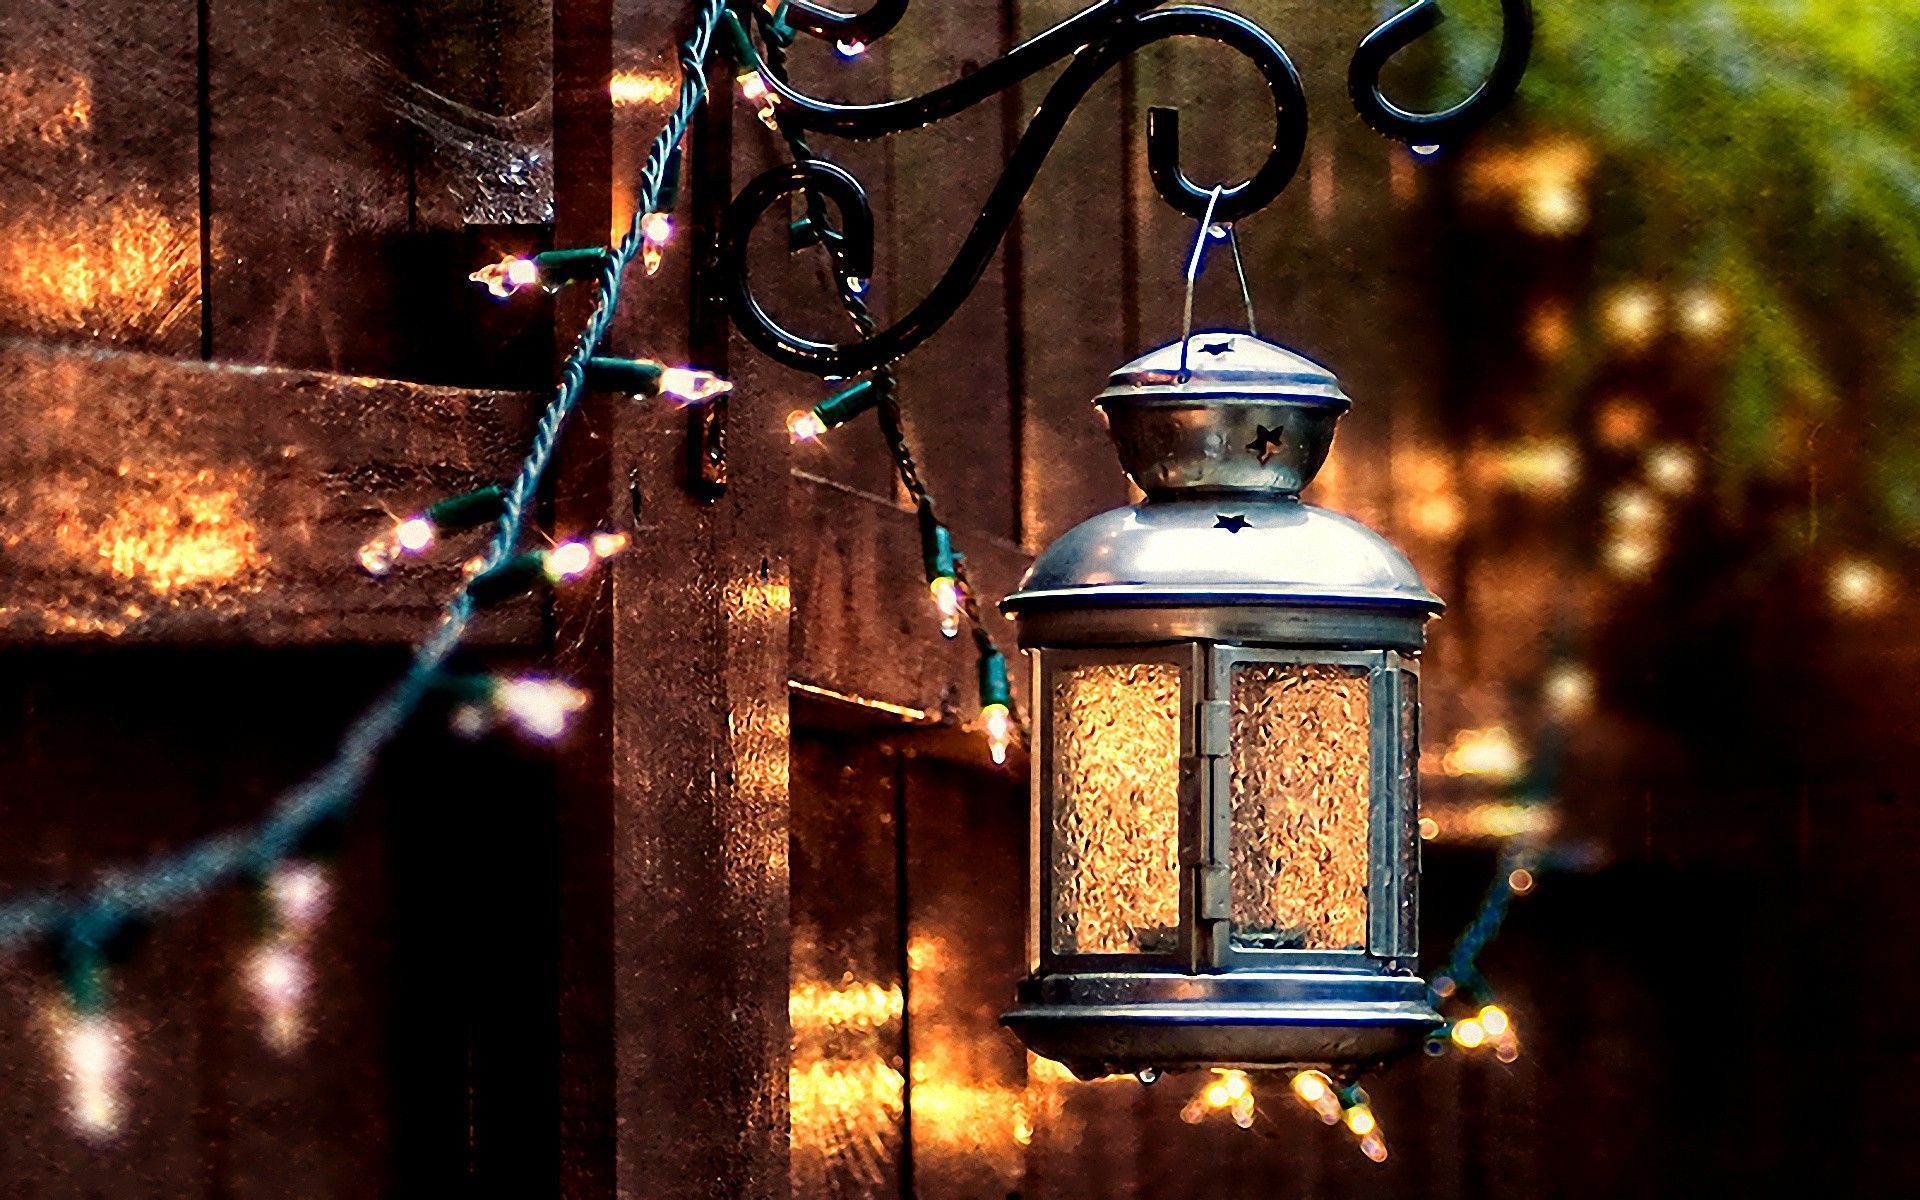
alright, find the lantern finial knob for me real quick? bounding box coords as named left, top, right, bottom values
left=1096, top=332, right=1350, bottom=498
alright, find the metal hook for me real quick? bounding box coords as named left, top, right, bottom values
left=1178, top=186, right=1258, bottom=379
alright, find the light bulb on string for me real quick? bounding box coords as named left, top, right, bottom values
left=787, top=379, right=879, bottom=443
left=466, top=530, right=628, bottom=607
left=978, top=649, right=1015, bottom=766
left=469, top=255, right=541, bottom=297
left=246, top=861, right=331, bottom=1052
left=450, top=676, right=593, bottom=741
left=1450, top=1017, right=1487, bottom=1049
left=585, top=356, right=732, bottom=406
left=51, top=1004, right=123, bottom=1137
left=737, top=70, right=780, bottom=129
left=929, top=575, right=964, bottom=639
left=468, top=247, right=610, bottom=298
left=1290, top=1070, right=1344, bottom=1124
left=357, top=485, right=508, bottom=577
left=641, top=211, right=674, bottom=276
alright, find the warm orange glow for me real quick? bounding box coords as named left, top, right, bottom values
left=1440, top=726, right=1525, bottom=781
left=789, top=980, right=903, bottom=1031
left=787, top=409, right=828, bottom=442
left=0, top=197, right=198, bottom=340
left=1602, top=285, right=1661, bottom=348
left=1829, top=558, right=1892, bottom=616
left=609, top=70, right=677, bottom=107
left=1451, top=1017, right=1487, bottom=1048
left=1465, top=138, right=1595, bottom=237
left=929, top=575, right=963, bottom=638
left=47, top=1004, right=122, bottom=1137
left=1508, top=867, right=1537, bottom=894
left=55, top=466, right=265, bottom=594
left=544, top=540, right=596, bottom=580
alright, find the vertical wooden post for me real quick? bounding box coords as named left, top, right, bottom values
left=553, top=1, right=791, bottom=1195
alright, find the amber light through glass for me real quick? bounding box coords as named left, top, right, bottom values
left=1049, top=663, right=1182, bottom=955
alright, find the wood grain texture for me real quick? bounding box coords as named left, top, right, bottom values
left=0, top=0, right=202, bottom=353
left=0, top=338, right=538, bottom=645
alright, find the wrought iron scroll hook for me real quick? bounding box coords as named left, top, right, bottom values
left=781, top=0, right=910, bottom=44
left=723, top=5, right=1306, bottom=377
left=1347, top=0, right=1533, bottom=148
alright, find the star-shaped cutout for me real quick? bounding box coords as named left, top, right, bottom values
left=1214, top=513, right=1251, bottom=533
left=1247, top=424, right=1285, bottom=465
left=1197, top=337, right=1234, bottom=356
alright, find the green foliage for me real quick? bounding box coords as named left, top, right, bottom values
left=1449, top=0, right=1920, bottom=539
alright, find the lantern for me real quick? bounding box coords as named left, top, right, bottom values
left=1000, top=333, right=1443, bottom=1080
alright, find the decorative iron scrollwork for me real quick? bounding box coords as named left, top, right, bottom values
left=723, top=0, right=1531, bottom=378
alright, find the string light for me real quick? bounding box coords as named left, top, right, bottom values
left=1180, top=1068, right=1255, bottom=1127
left=641, top=212, right=674, bottom=276
left=1290, top=1069, right=1344, bottom=1124
left=468, top=247, right=611, bottom=298
left=786, top=378, right=880, bottom=442
left=738, top=69, right=781, bottom=129
left=358, top=485, right=508, bottom=577
left=447, top=675, right=593, bottom=741
left=246, top=861, right=330, bottom=1052
left=1450, top=1016, right=1487, bottom=1048
left=51, top=1004, right=122, bottom=1136
left=466, top=534, right=628, bottom=606
left=978, top=649, right=1014, bottom=765
left=585, top=355, right=733, bottom=405
left=919, top=509, right=963, bottom=638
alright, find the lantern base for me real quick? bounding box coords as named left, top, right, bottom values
left=1002, top=970, right=1441, bottom=1080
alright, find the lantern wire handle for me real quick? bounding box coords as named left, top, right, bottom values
left=1177, top=185, right=1258, bottom=380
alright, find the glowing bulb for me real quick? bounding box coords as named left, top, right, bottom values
left=1603, top=284, right=1660, bottom=348
left=1206, top=1082, right=1231, bottom=1108
left=1451, top=1018, right=1487, bottom=1049
left=1645, top=443, right=1698, bottom=495
left=982, top=702, right=1013, bottom=766
left=544, top=540, right=596, bottom=581
left=929, top=575, right=963, bottom=638
left=590, top=530, right=630, bottom=561
left=54, top=1008, right=122, bottom=1136
left=1508, top=867, right=1536, bottom=895
left=835, top=38, right=867, bottom=58
left=267, top=861, right=331, bottom=933
left=1358, top=1129, right=1389, bottom=1162
left=1290, top=1070, right=1343, bottom=1125
left=1231, top=1092, right=1255, bottom=1128
left=657, top=366, right=733, bottom=405
left=1829, top=558, right=1891, bottom=616
left=493, top=677, right=592, bottom=740
left=1344, top=1103, right=1377, bottom=1137
left=1678, top=288, right=1729, bottom=339
left=1478, top=1005, right=1510, bottom=1038
left=737, top=71, right=780, bottom=129
left=1493, top=1028, right=1522, bottom=1063
left=247, top=942, right=312, bottom=1051
left=1220, top=1070, right=1249, bottom=1100
left=1180, top=1096, right=1207, bottom=1124
left=1418, top=816, right=1440, bottom=840
left=787, top=409, right=827, bottom=442
left=469, top=255, right=541, bottom=298
left=641, top=211, right=673, bottom=276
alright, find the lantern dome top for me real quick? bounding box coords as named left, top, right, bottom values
left=1094, top=332, right=1351, bottom=497
left=1004, top=497, right=1442, bottom=614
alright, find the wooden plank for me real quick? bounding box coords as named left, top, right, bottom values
left=789, top=471, right=1029, bottom=725
left=1014, top=0, right=1133, bottom=553
left=0, top=0, right=201, bottom=354
left=885, top=1, right=1016, bottom=542
left=790, top=735, right=907, bottom=1200
left=203, top=0, right=414, bottom=376
left=553, top=2, right=792, bottom=1194
left=0, top=338, right=539, bottom=646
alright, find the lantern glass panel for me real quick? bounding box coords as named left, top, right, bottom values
left=1227, top=661, right=1372, bottom=950
left=1049, top=661, right=1183, bottom=956
left=1394, top=668, right=1420, bottom=949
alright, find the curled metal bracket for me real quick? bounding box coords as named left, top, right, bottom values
left=723, top=0, right=1529, bottom=378
left=782, top=0, right=909, bottom=43
left=1348, top=0, right=1533, bottom=148
left=725, top=3, right=1305, bottom=376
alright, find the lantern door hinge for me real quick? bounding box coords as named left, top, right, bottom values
left=1196, top=700, right=1231, bottom=756
left=1195, top=863, right=1231, bottom=920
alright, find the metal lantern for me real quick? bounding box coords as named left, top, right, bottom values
left=1000, top=332, right=1444, bottom=1081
